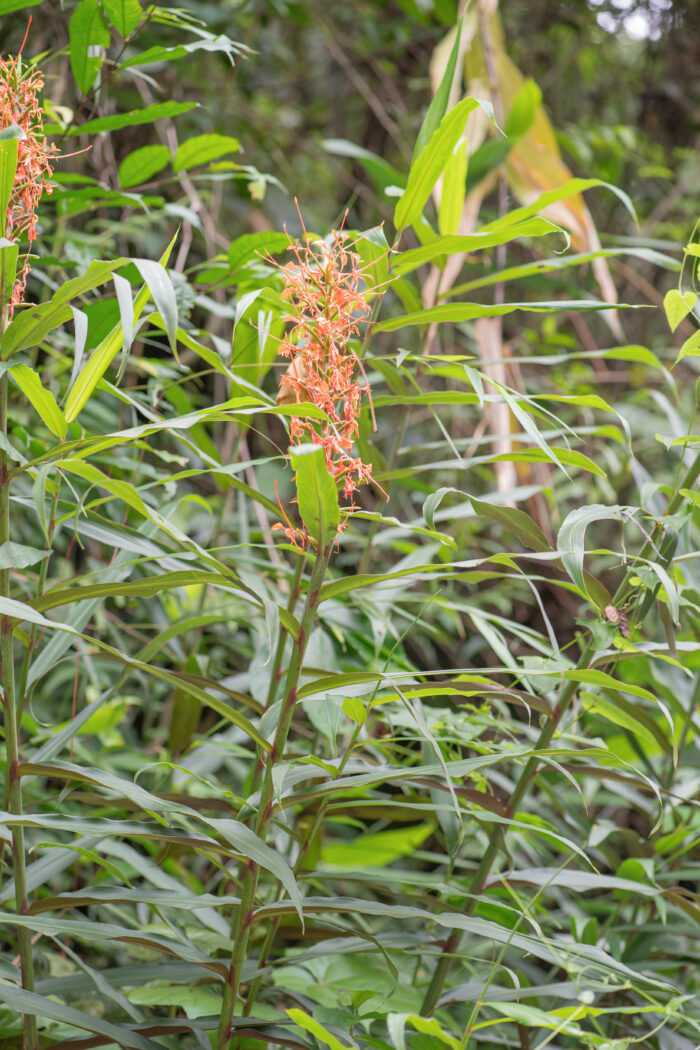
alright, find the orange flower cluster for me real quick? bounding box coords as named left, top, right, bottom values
left=276, top=228, right=376, bottom=502
left=1, top=45, right=57, bottom=307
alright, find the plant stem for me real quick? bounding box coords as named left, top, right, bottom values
left=243, top=718, right=362, bottom=1018
left=0, top=334, right=39, bottom=1050
left=216, top=541, right=332, bottom=1049
left=420, top=448, right=700, bottom=1016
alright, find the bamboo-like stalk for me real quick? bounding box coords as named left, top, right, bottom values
left=216, top=541, right=333, bottom=1049
left=0, top=307, right=39, bottom=1050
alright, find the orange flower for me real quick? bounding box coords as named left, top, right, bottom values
left=274, top=226, right=378, bottom=503
left=1, top=39, right=57, bottom=307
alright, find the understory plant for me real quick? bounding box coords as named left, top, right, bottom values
left=0, top=4, right=699, bottom=1050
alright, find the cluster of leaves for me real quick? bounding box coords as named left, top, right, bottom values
left=0, top=2, right=699, bottom=1050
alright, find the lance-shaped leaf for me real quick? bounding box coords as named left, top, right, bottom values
left=395, top=96, right=487, bottom=231
left=290, top=443, right=340, bottom=548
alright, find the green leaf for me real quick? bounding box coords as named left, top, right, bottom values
left=64, top=234, right=176, bottom=420
left=118, top=144, right=171, bottom=188
left=102, top=0, right=142, bottom=36
left=438, top=139, right=467, bottom=236
left=479, top=177, right=637, bottom=230
left=0, top=137, right=19, bottom=222
left=393, top=219, right=559, bottom=274
left=405, top=1015, right=460, bottom=1050
left=470, top=497, right=551, bottom=553
left=675, top=326, right=700, bottom=363
left=395, top=96, right=484, bottom=231
left=227, top=230, right=291, bottom=271
left=287, top=1009, right=352, bottom=1050
left=200, top=817, right=303, bottom=919
left=0, top=241, right=18, bottom=310
left=133, top=259, right=178, bottom=351
left=0, top=985, right=161, bottom=1050
left=413, top=18, right=464, bottom=159
left=69, top=0, right=111, bottom=95
left=128, top=983, right=221, bottom=1020
left=290, top=443, right=340, bottom=548
left=0, top=542, right=50, bottom=571
left=10, top=365, right=67, bottom=438
left=0, top=0, right=42, bottom=13
left=321, top=824, right=433, bottom=867
left=53, top=257, right=131, bottom=304
left=663, top=288, right=697, bottom=332
left=168, top=653, right=202, bottom=754
left=374, top=298, right=633, bottom=332
left=504, top=78, right=542, bottom=137
left=173, top=133, right=241, bottom=173
left=1, top=301, right=73, bottom=359
left=69, top=101, right=197, bottom=136
left=557, top=504, right=627, bottom=595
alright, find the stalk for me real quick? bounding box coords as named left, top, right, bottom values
left=420, top=449, right=700, bottom=1016
left=0, top=308, right=38, bottom=1050
left=216, top=541, right=333, bottom=1049
left=243, top=718, right=362, bottom=1018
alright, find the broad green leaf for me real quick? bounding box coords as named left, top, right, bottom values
left=10, top=364, right=67, bottom=438
left=395, top=96, right=482, bottom=231
left=69, top=0, right=111, bottom=94
left=70, top=101, right=197, bottom=135
left=0, top=240, right=18, bottom=310
left=118, top=144, right=171, bottom=188
left=412, top=17, right=464, bottom=160
left=663, top=288, right=697, bottom=332
left=557, top=504, right=627, bottom=595
left=173, top=133, right=241, bottom=172
left=128, top=983, right=221, bottom=1020
left=504, top=78, right=543, bottom=137
left=470, top=497, right=551, bottom=553
left=0, top=137, right=19, bottom=221
left=0, top=542, right=50, bottom=570
left=0, top=0, right=43, bottom=11
left=53, top=257, right=131, bottom=303
left=321, top=824, right=433, bottom=867
left=227, top=230, right=291, bottom=271
left=580, top=691, right=670, bottom=753
left=1, top=301, right=72, bottom=360
left=675, top=326, right=700, bottom=363
left=438, top=139, right=467, bottom=236
left=102, top=0, right=142, bottom=36
left=287, top=1009, right=352, bottom=1050
left=290, top=443, right=340, bottom=548
left=405, top=1015, right=460, bottom=1049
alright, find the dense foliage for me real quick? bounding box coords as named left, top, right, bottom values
left=0, top=2, right=699, bottom=1049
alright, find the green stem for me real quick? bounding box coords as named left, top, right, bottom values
left=216, top=541, right=333, bottom=1049
left=248, top=554, right=305, bottom=799
left=420, top=448, right=700, bottom=1016
left=243, top=718, right=362, bottom=1018
left=0, top=349, right=38, bottom=1050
